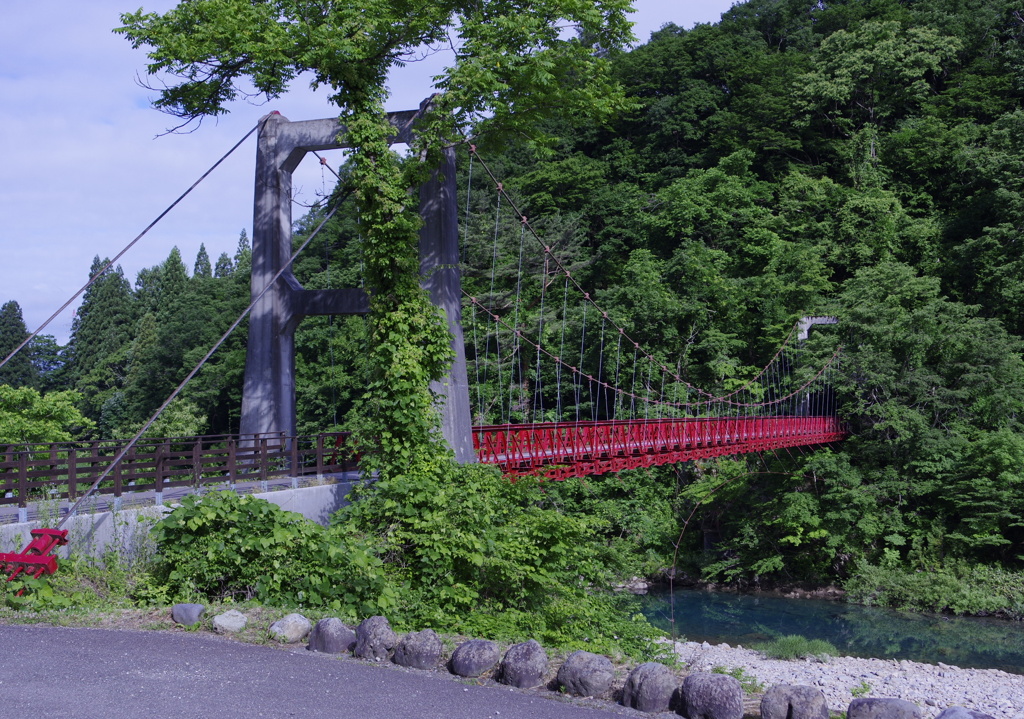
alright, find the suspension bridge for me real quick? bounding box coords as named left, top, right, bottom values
left=1, top=105, right=846, bottom=581
left=458, top=142, right=845, bottom=479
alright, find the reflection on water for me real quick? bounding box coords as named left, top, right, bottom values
left=639, top=588, right=1024, bottom=674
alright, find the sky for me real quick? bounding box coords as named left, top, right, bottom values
left=0, top=1, right=738, bottom=345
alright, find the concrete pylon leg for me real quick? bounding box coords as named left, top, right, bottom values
left=240, top=113, right=298, bottom=440
left=420, top=146, right=475, bottom=463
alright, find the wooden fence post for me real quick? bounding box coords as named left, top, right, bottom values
left=192, top=439, right=202, bottom=490
left=316, top=434, right=324, bottom=476
left=155, top=442, right=166, bottom=505
left=259, top=437, right=268, bottom=491
left=67, top=447, right=77, bottom=501
left=113, top=444, right=123, bottom=503
left=17, top=450, right=28, bottom=509
left=290, top=436, right=299, bottom=483
left=227, top=436, right=237, bottom=489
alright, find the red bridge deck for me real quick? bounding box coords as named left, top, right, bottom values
left=473, top=416, right=848, bottom=479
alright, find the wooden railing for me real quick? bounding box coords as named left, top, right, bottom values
left=0, top=432, right=357, bottom=509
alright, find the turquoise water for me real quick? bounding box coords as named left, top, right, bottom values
left=639, top=588, right=1024, bottom=674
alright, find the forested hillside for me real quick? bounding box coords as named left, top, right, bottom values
left=3, top=0, right=1024, bottom=596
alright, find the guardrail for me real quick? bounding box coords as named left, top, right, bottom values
left=0, top=432, right=357, bottom=509
left=473, top=416, right=849, bottom=480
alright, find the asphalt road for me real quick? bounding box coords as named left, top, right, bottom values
left=0, top=625, right=645, bottom=719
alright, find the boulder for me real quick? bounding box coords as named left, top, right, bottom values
left=171, top=603, right=205, bottom=627
left=354, top=615, right=398, bottom=661
left=268, top=613, right=312, bottom=643
left=622, top=662, right=678, bottom=713
left=679, top=672, right=743, bottom=719
left=393, top=629, right=442, bottom=670
left=212, top=609, right=248, bottom=634
left=498, top=640, right=549, bottom=689
left=307, top=618, right=356, bottom=654
left=760, top=685, right=828, bottom=719
left=614, top=577, right=651, bottom=594
left=556, top=650, right=614, bottom=698
left=449, top=639, right=500, bottom=678
left=847, top=698, right=923, bottom=719
left=935, top=709, right=995, bottom=719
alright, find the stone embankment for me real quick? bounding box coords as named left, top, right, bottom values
left=675, top=640, right=1024, bottom=719
left=171, top=603, right=1021, bottom=719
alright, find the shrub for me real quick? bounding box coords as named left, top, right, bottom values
left=335, top=457, right=665, bottom=657
left=844, top=560, right=1024, bottom=616
left=3, top=544, right=156, bottom=612
left=147, top=471, right=665, bottom=660
left=149, top=491, right=389, bottom=614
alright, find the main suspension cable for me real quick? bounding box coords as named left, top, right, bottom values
left=0, top=122, right=261, bottom=373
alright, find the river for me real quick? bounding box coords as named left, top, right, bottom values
left=638, top=588, right=1024, bottom=674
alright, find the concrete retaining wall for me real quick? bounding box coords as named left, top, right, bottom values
left=0, top=479, right=364, bottom=560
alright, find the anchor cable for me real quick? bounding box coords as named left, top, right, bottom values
left=0, top=122, right=260, bottom=373
left=57, top=185, right=353, bottom=528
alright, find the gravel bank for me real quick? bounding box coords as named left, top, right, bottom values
left=673, top=640, right=1024, bottom=719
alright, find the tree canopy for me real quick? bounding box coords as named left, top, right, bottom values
left=0, top=386, right=94, bottom=445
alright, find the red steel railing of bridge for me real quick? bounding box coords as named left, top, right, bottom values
left=473, top=416, right=848, bottom=480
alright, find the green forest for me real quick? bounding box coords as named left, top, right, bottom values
left=4, top=0, right=1024, bottom=625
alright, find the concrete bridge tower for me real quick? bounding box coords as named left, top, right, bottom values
left=238, top=103, right=474, bottom=463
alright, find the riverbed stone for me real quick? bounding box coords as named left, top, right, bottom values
left=847, top=698, right=923, bottom=719
left=622, top=662, right=678, bottom=713
left=269, top=613, right=311, bottom=643
left=670, top=639, right=1024, bottom=716
left=354, top=615, right=398, bottom=661
left=171, top=603, right=205, bottom=627
left=934, top=709, right=995, bottom=719
left=307, top=618, right=356, bottom=654
left=556, top=650, right=614, bottom=698
left=760, top=684, right=828, bottom=719
left=497, top=640, right=548, bottom=689
left=212, top=609, right=247, bottom=634
left=679, top=672, right=743, bottom=719
left=393, top=629, right=442, bottom=669
left=449, top=639, right=500, bottom=678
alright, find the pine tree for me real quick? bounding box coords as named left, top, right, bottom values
left=194, top=243, right=212, bottom=278
left=29, top=334, right=67, bottom=393
left=134, top=265, right=164, bottom=317
left=233, top=229, right=251, bottom=271
left=66, top=257, right=138, bottom=421
left=121, top=311, right=160, bottom=430
left=214, top=252, right=234, bottom=278
left=0, top=300, right=36, bottom=388
left=118, top=249, right=192, bottom=423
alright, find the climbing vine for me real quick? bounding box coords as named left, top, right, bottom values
left=341, top=106, right=454, bottom=477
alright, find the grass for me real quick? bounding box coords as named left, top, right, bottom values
left=711, top=665, right=764, bottom=693
left=754, top=634, right=837, bottom=661
left=850, top=680, right=872, bottom=698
